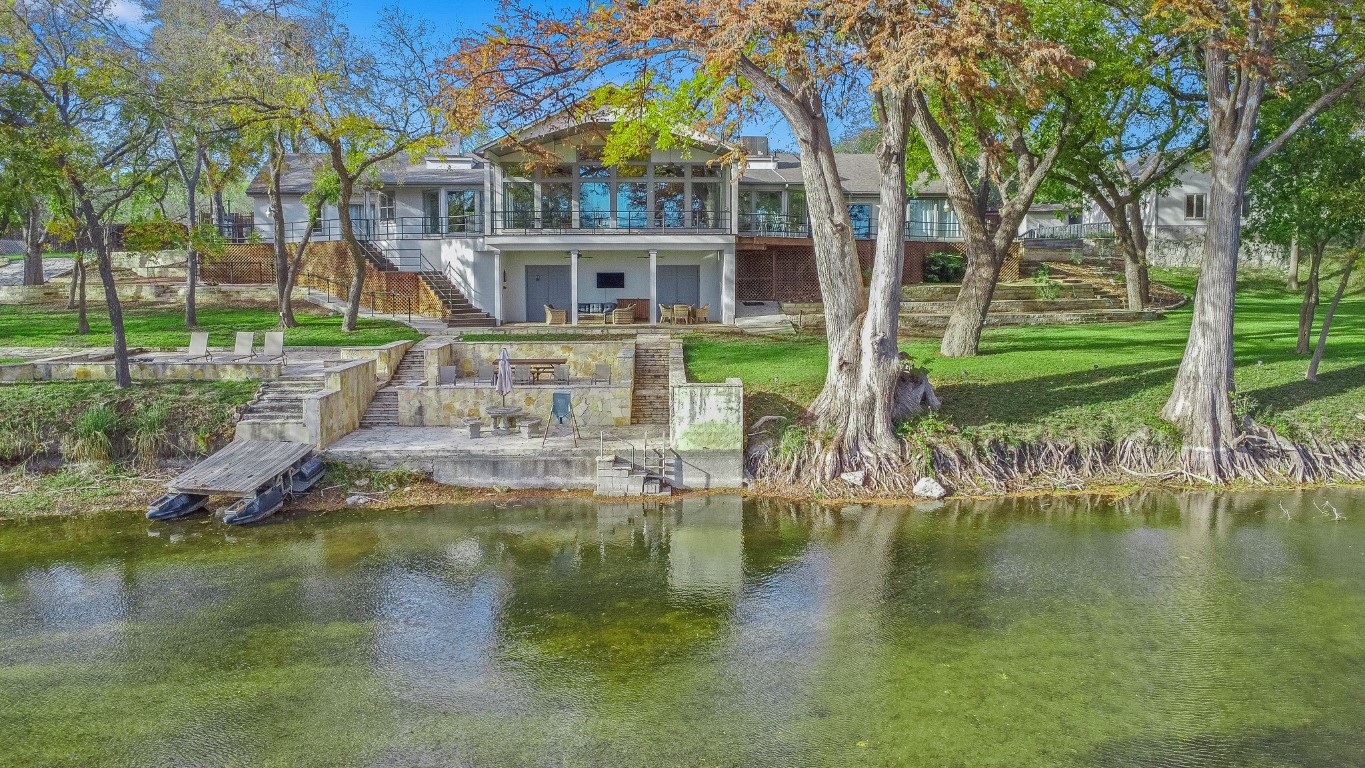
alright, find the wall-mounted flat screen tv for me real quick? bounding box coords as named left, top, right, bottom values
left=596, top=272, right=625, bottom=289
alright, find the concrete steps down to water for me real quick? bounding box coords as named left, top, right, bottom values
left=631, top=341, right=671, bottom=426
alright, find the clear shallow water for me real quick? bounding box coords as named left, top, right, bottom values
left=1, top=490, right=1364, bottom=767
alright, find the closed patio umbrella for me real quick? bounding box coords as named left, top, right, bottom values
left=494, top=347, right=514, bottom=406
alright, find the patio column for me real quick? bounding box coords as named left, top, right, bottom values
left=491, top=247, right=503, bottom=325
left=648, top=249, right=658, bottom=325
left=570, top=249, right=580, bottom=325
left=721, top=246, right=736, bottom=324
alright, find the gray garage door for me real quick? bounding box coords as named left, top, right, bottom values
left=657, top=264, right=701, bottom=307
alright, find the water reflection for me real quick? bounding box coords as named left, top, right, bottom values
left=0, top=488, right=1362, bottom=767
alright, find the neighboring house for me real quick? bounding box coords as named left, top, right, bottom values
left=245, top=115, right=966, bottom=325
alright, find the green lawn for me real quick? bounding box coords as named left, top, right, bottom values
left=685, top=267, right=1365, bottom=443
left=0, top=303, right=422, bottom=350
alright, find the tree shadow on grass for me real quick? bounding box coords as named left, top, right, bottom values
left=932, top=359, right=1184, bottom=427
left=1243, top=363, right=1365, bottom=415
left=744, top=391, right=809, bottom=429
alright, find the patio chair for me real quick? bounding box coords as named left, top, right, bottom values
left=540, top=389, right=580, bottom=447
left=672, top=304, right=693, bottom=324
left=544, top=304, right=567, bottom=325
left=694, top=304, right=710, bottom=323
left=610, top=307, right=634, bottom=324
left=438, top=365, right=459, bottom=385
left=211, top=331, right=256, bottom=361
left=475, top=364, right=495, bottom=385
left=185, top=331, right=212, bottom=361
left=255, top=331, right=286, bottom=363
left=552, top=364, right=569, bottom=384
left=658, top=304, right=674, bottom=324
left=513, top=364, right=532, bottom=384
left=592, top=363, right=611, bottom=385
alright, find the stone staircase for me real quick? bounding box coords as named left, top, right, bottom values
left=896, top=281, right=1161, bottom=328
left=417, top=270, right=497, bottom=328
left=595, top=454, right=672, bottom=497
left=631, top=341, right=672, bottom=426
left=360, top=348, right=427, bottom=428
left=235, top=376, right=322, bottom=440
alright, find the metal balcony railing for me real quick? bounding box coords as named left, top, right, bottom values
left=1022, top=222, right=1115, bottom=240
left=490, top=209, right=731, bottom=234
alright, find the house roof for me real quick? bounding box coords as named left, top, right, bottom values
left=245, top=153, right=487, bottom=196
left=739, top=153, right=947, bottom=197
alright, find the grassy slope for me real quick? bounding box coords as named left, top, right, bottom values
left=0, top=303, right=421, bottom=349
left=685, top=267, right=1365, bottom=443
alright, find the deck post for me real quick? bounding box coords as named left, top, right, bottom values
left=570, top=249, right=580, bottom=325
left=721, top=246, right=736, bottom=324
left=649, top=249, right=658, bottom=325
left=491, top=247, right=503, bottom=325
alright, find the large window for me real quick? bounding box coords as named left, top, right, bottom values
left=848, top=204, right=872, bottom=238
left=908, top=198, right=958, bottom=238
left=1185, top=193, right=1207, bottom=220
left=498, top=159, right=727, bottom=230
left=376, top=192, right=395, bottom=221
left=447, top=189, right=481, bottom=232
left=423, top=190, right=440, bottom=234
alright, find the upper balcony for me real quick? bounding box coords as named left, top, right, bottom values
left=489, top=209, right=730, bottom=236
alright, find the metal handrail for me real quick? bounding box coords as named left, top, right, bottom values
left=301, top=271, right=413, bottom=324
left=1022, top=221, right=1115, bottom=240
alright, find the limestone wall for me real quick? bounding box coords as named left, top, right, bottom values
left=340, top=340, right=413, bottom=383
left=304, top=358, right=376, bottom=448
left=398, top=383, right=634, bottom=427
left=438, top=340, right=635, bottom=385
left=423, top=341, right=455, bottom=384
left=10, top=354, right=283, bottom=383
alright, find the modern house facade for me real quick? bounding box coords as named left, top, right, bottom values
left=246, top=117, right=965, bottom=326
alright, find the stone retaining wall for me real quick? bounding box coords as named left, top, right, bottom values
left=305, top=358, right=377, bottom=448
left=4, top=353, right=284, bottom=383
left=431, top=340, right=635, bottom=385
left=398, top=383, right=634, bottom=428
left=341, top=340, right=412, bottom=383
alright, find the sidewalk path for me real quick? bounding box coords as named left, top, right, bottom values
left=0, top=257, right=74, bottom=286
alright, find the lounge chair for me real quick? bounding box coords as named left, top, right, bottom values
left=475, top=364, right=495, bottom=385
left=185, top=331, right=211, bottom=361
left=255, top=331, right=285, bottom=363
left=552, top=364, right=569, bottom=384
left=229, top=331, right=255, bottom=360
left=610, top=307, right=634, bottom=324
left=592, top=363, right=611, bottom=385
left=658, top=304, right=674, bottom=324
left=545, top=304, right=567, bottom=325
left=695, top=304, right=710, bottom=323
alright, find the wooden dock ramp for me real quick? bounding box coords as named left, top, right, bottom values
left=169, top=440, right=313, bottom=497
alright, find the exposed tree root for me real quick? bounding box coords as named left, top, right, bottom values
left=747, top=426, right=1365, bottom=499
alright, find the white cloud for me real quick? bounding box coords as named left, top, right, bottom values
left=104, top=0, right=144, bottom=24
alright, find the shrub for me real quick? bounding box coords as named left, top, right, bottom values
left=69, top=406, right=121, bottom=463
left=924, top=251, right=967, bottom=283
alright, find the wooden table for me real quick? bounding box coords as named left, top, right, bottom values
left=510, top=358, right=567, bottom=382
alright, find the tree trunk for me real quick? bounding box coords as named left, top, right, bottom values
left=939, top=233, right=1003, bottom=357
left=1296, top=242, right=1324, bottom=354
left=1160, top=142, right=1248, bottom=480
left=270, top=132, right=297, bottom=327
left=22, top=200, right=45, bottom=286
left=75, top=256, right=90, bottom=333
left=184, top=177, right=199, bottom=328
left=1286, top=234, right=1300, bottom=290
left=1306, top=257, right=1355, bottom=381
left=327, top=144, right=365, bottom=333
left=76, top=204, right=129, bottom=386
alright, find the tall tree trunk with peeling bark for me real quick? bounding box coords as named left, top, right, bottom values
left=269, top=133, right=299, bottom=327
left=325, top=142, right=366, bottom=333
left=22, top=201, right=46, bottom=286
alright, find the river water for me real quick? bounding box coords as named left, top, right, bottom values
left=1, top=489, right=1363, bottom=767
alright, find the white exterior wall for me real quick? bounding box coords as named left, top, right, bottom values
left=499, top=248, right=723, bottom=323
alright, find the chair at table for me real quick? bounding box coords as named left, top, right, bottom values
left=672, top=304, right=693, bottom=324
left=475, top=364, right=495, bottom=385
left=694, top=304, right=710, bottom=323
left=513, top=364, right=532, bottom=384
left=592, top=363, right=611, bottom=385
left=552, top=364, right=569, bottom=384
left=544, top=304, right=567, bottom=325
left=658, top=304, right=674, bottom=324
left=438, top=366, right=459, bottom=385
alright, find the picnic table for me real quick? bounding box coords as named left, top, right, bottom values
left=510, top=358, right=567, bottom=382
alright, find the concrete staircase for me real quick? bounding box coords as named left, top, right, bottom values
left=235, top=376, right=322, bottom=440
left=631, top=341, right=672, bottom=426
left=360, top=349, right=427, bottom=428
left=595, top=454, right=672, bottom=496
left=418, top=270, right=497, bottom=328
